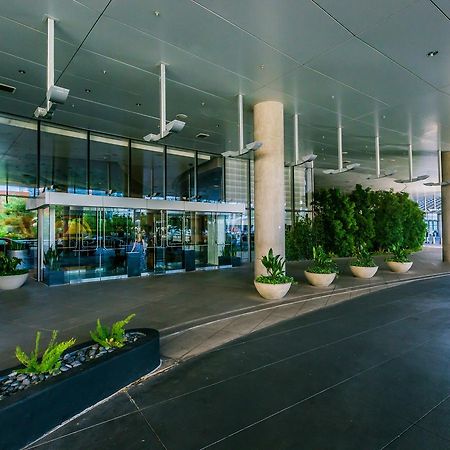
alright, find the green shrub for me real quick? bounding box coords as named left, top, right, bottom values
left=15, top=330, right=76, bottom=374
left=90, top=314, right=136, bottom=348
left=255, top=248, right=294, bottom=284
left=0, top=254, right=27, bottom=276
left=286, top=216, right=316, bottom=260
left=351, top=244, right=377, bottom=267
left=306, top=246, right=338, bottom=274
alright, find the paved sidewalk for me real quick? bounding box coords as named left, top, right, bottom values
left=0, top=247, right=448, bottom=371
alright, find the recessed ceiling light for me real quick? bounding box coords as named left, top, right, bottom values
left=258, top=64, right=265, bottom=70
left=102, top=70, right=107, bottom=75
left=427, top=50, right=439, bottom=57
left=201, top=102, right=206, bottom=107
left=136, top=102, right=142, bottom=106
left=71, top=104, right=75, bottom=108
left=382, top=115, right=386, bottom=119
left=85, top=88, right=91, bottom=93
left=176, top=113, right=188, bottom=120
left=331, top=95, right=335, bottom=99
left=154, top=10, right=160, bottom=16
left=18, top=69, right=26, bottom=74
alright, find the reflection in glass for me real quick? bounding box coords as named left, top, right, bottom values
left=130, top=142, right=164, bottom=198
left=90, top=134, right=128, bottom=196
left=197, top=153, right=223, bottom=202
left=41, top=125, right=87, bottom=193
left=0, top=115, right=37, bottom=196
left=166, top=148, right=195, bottom=200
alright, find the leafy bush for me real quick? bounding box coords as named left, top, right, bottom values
left=15, top=330, right=76, bottom=374
left=306, top=246, right=338, bottom=274
left=90, top=314, right=136, bottom=348
left=0, top=254, right=27, bottom=276
left=44, top=246, right=62, bottom=270
left=286, top=216, right=316, bottom=260
left=313, top=188, right=358, bottom=257
left=386, top=244, right=411, bottom=263
left=255, top=248, right=294, bottom=284
left=351, top=244, right=377, bottom=267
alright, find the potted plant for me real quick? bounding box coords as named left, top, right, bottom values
left=43, top=246, right=65, bottom=286
left=0, top=254, right=28, bottom=290
left=218, top=243, right=241, bottom=267
left=350, top=244, right=378, bottom=278
left=7, top=240, right=29, bottom=269
left=254, top=248, right=294, bottom=300
left=304, top=246, right=338, bottom=287
left=385, top=244, right=413, bottom=273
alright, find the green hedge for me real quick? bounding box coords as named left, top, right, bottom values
left=286, top=185, right=426, bottom=259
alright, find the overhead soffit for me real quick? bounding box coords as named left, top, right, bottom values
left=0, top=0, right=449, bottom=193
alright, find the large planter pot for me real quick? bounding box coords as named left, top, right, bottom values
left=350, top=265, right=379, bottom=279
left=0, top=328, right=160, bottom=450
left=8, top=250, right=29, bottom=269
left=43, top=269, right=65, bottom=286
left=254, top=281, right=291, bottom=300
left=386, top=261, right=413, bottom=273
left=0, top=272, right=28, bottom=290
left=304, top=271, right=336, bottom=287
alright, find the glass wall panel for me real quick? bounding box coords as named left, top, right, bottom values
left=90, top=134, right=129, bottom=196
left=294, top=166, right=306, bottom=212
left=285, top=167, right=292, bottom=210
left=197, top=152, right=223, bottom=202
left=166, top=148, right=195, bottom=200
left=41, top=124, right=87, bottom=193
left=0, top=115, right=37, bottom=196
left=130, top=142, right=164, bottom=198
left=166, top=211, right=183, bottom=270
left=225, top=158, right=248, bottom=204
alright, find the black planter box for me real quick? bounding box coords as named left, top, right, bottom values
left=182, top=249, right=196, bottom=272
left=218, top=256, right=241, bottom=267
left=0, top=328, right=160, bottom=450
left=43, top=269, right=65, bottom=286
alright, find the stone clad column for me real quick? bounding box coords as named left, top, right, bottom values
left=253, top=101, right=285, bottom=277
left=442, top=151, right=450, bottom=261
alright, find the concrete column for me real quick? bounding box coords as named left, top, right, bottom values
left=442, top=151, right=450, bottom=261
left=253, top=101, right=285, bottom=277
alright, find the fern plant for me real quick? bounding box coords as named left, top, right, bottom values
left=255, top=248, right=294, bottom=284
left=386, top=243, right=411, bottom=263
left=15, top=330, right=76, bottom=374
left=306, top=246, right=338, bottom=274
left=90, top=314, right=136, bottom=348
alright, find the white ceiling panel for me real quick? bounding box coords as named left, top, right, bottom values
left=307, top=37, right=435, bottom=106
left=191, top=0, right=351, bottom=63
left=78, top=18, right=262, bottom=99
left=259, top=65, right=388, bottom=119
left=0, top=16, right=77, bottom=70
left=102, top=0, right=299, bottom=85
left=0, top=0, right=101, bottom=46
left=313, top=0, right=419, bottom=35
left=360, top=0, right=450, bottom=88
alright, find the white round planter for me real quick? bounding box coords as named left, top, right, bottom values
left=350, top=265, right=379, bottom=279
left=254, top=281, right=291, bottom=300
left=304, top=271, right=336, bottom=287
left=0, top=272, right=28, bottom=290
left=386, top=261, right=413, bottom=273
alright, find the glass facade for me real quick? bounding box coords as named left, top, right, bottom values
left=0, top=111, right=307, bottom=284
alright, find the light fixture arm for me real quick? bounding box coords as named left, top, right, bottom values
left=143, top=63, right=186, bottom=142
left=34, top=16, right=70, bottom=119
left=294, top=113, right=300, bottom=163
left=375, top=135, right=380, bottom=178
